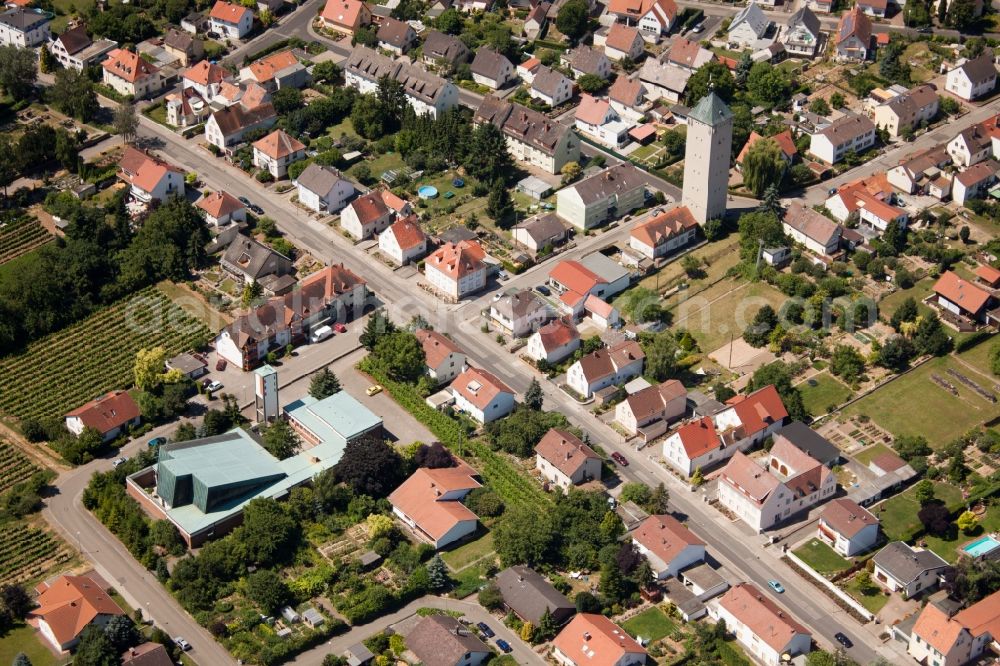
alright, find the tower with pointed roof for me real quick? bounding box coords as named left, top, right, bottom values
left=682, top=91, right=733, bottom=224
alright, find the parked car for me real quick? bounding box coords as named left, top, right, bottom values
left=309, top=325, right=334, bottom=343
left=250, top=203, right=264, bottom=215
left=496, top=639, right=512, bottom=653
left=215, top=358, right=227, bottom=371
left=238, top=196, right=252, bottom=207
left=205, top=380, right=223, bottom=393
left=535, top=285, right=550, bottom=296
left=148, top=437, right=167, bottom=448
left=366, top=384, right=384, bottom=396
left=767, top=580, right=784, bottom=594
left=112, top=457, right=127, bottom=468
left=611, top=452, right=628, bottom=466
left=834, top=632, right=853, bottom=648
left=477, top=622, right=495, bottom=638
left=497, top=270, right=510, bottom=282
left=174, top=637, right=191, bottom=651
left=333, top=322, right=347, bottom=333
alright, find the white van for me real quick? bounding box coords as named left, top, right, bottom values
left=309, top=325, right=334, bottom=343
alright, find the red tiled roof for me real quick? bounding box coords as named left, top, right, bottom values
left=870, top=451, right=906, bottom=474
left=727, top=384, right=788, bottom=435
left=210, top=0, right=251, bottom=23
left=576, top=94, right=612, bottom=125
left=535, top=428, right=601, bottom=478
left=552, top=614, right=646, bottom=666
left=737, top=130, right=797, bottom=164
left=913, top=603, right=967, bottom=656
left=955, top=589, right=1000, bottom=641
left=253, top=129, right=305, bottom=160
left=66, top=391, right=140, bottom=435
left=388, top=464, right=480, bottom=541
left=385, top=216, right=426, bottom=250
left=246, top=50, right=299, bottom=83
left=933, top=270, right=991, bottom=315
left=673, top=416, right=719, bottom=458
left=427, top=240, right=486, bottom=280
left=32, top=575, right=124, bottom=647
left=606, top=23, right=640, bottom=53
left=719, top=450, right=779, bottom=503
left=535, top=319, right=579, bottom=351
left=182, top=59, right=228, bottom=86
left=415, top=328, right=463, bottom=369
left=632, top=514, right=704, bottom=568
left=719, top=583, right=810, bottom=652
left=196, top=190, right=244, bottom=218
left=819, top=498, right=878, bottom=538
left=976, top=264, right=1000, bottom=287
left=450, top=366, right=514, bottom=410
left=549, top=260, right=605, bottom=295
left=321, top=0, right=368, bottom=28
left=102, top=48, right=158, bottom=83
left=630, top=205, right=698, bottom=248
left=348, top=190, right=390, bottom=224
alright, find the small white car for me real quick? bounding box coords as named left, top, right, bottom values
left=111, top=457, right=127, bottom=468
left=206, top=380, right=223, bottom=393
left=174, top=637, right=191, bottom=651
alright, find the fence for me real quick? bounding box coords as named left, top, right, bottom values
left=785, top=550, right=875, bottom=623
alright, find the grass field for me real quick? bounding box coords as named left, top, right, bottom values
left=922, top=505, right=1000, bottom=563
left=441, top=532, right=494, bottom=571
left=450, top=561, right=489, bottom=598
left=853, top=442, right=894, bottom=467
left=0, top=247, right=40, bottom=290
left=668, top=278, right=787, bottom=352
left=798, top=373, right=852, bottom=417
left=843, top=352, right=1000, bottom=449
left=0, top=624, right=67, bottom=666
left=876, top=481, right=965, bottom=542
left=636, top=235, right=741, bottom=296
left=621, top=607, right=676, bottom=641
left=877, top=276, right=936, bottom=321
left=0, top=286, right=212, bottom=422
left=842, top=575, right=890, bottom=614
left=793, top=538, right=851, bottom=575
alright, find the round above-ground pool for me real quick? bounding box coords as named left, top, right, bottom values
left=452, top=178, right=465, bottom=187
left=418, top=185, right=439, bottom=199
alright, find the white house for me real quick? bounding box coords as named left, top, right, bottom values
left=424, top=240, right=488, bottom=300
left=512, top=212, right=568, bottom=253
left=948, top=118, right=1000, bottom=168
left=535, top=428, right=602, bottom=491
left=490, top=290, right=552, bottom=338
left=567, top=340, right=645, bottom=398
left=345, top=46, right=458, bottom=119
left=834, top=7, right=870, bottom=61
left=598, top=23, right=644, bottom=62
left=66, top=390, right=141, bottom=442
left=340, top=190, right=394, bottom=240
left=817, top=498, right=879, bottom=557
left=205, top=102, right=277, bottom=150
left=712, top=584, right=812, bottom=666
left=824, top=176, right=908, bottom=230
left=389, top=463, right=481, bottom=549
left=295, top=163, right=355, bottom=213
left=953, top=159, right=1000, bottom=206
left=182, top=59, right=229, bottom=100
left=415, top=328, right=466, bottom=385
left=727, top=2, right=769, bottom=48
left=0, top=7, right=49, bottom=47
left=375, top=17, right=416, bottom=55
left=628, top=205, right=699, bottom=259
left=614, top=379, right=686, bottom=438
left=607, top=0, right=677, bottom=42
left=102, top=48, right=162, bottom=99
left=450, top=366, right=516, bottom=423
left=471, top=47, right=514, bottom=89
left=810, top=113, right=876, bottom=164
left=475, top=96, right=581, bottom=174
left=252, top=129, right=305, bottom=179
left=552, top=614, right=647, bottom=666
left=871, top=84, right=940, bottom=139
left=378, top=216, right=426, bottom=265
left=195, top=190, right=246, bottom=227
left=562, top=45, right=612, bottom=81
left=661, top=385, right=788, bottom=477
left=781, top=203, right=842, bottom=256
left=117, top=147, right=185, bottom=204
left=530, top=65, right=573, bottom=107
left=716, top=439, right=836, bottom=533
left=548, top=255, right=631, bottom=316
left=526, top=319, right=580, bottom=365
left=872, top=542, right=949, bottom=598
left=556, top=163, right=646, bottom=230
left=946, top=53, right=998, bottom=101
left=48, top=25, right=117, bottom=72
left=32, top=575, right=124, bottom=652
left=632, top=514, right=705, bottom=579
left=782, top=6, right=821, bottom=57
left=209, top=0, right=253, bottom=40
left=609, top=75, right=650, bottom=123
left=907, top=591, right=1000, bottom=666
left=574, top=94, right=631, bottom=149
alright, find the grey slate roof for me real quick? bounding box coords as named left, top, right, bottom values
left=347, top=46, right=452, bottom=103
left=873, top=542, right=950, bottom=584
left=493, top=289, right=550, bottom=321
left=376, top=17, right=414, bottom=50
left=0, top=8, right=49, bottom=30
left=569, top=163, right=646, bottom=205
left=55, top=24, right=92, bottom=54
left=422, top=30, right=469, bottom=63
left=566, top=45, right=608, bottom=77
left=471, top=47, right=512, bottom=81
left=513, top=212, right=566, bottom=244
left=222, top=233, right=290, bottom=280
left=773, top=421, right=840, bottom=466
left=405, top=615, right=489, bottom=666
left=531, top=65, right=569, bottom=98
left=296, top=163, right=348, bottom=195
left=495, top=565, right=576, bottom=626
left=956, top=53, right=999, bottom=86
left=787, top=6, right=820, bottom=36
left=689, top=91, right=732, bottom=126
left=475, top=95, right=573, bottom=157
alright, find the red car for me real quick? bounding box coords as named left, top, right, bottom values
left=215, top=358, right=227, bottom=371
left=611, top=452, right=629, bottom=466
left=333, top=323, right=347, bottom=333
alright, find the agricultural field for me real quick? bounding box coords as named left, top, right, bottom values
left=0, top=287, right=212, bottom=422
left=0, top=523, right=73, bottom=586
left=0, top=440, right=41, bottom=495
left=0, top=216, right=51, bottom=264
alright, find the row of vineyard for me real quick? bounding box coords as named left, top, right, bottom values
left=0, top=440, right=40, bottom=495
left=0, top=287, right=213, bottom=422
left=0, top=524, right=72, bottom=586
left=0, top=216, right=52, bottom=264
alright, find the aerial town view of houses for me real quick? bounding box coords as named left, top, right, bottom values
left=6, top=0, right=1000, bottom=663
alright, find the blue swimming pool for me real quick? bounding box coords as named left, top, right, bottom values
left=417, top=185, right=439, bottom=199
left=963, top=535, right=1000, bottom=558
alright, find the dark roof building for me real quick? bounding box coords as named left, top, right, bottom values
left=772, top=422, right=841, bottom=466
left=495, top=565, right=576, bottom=626
left=405, top=615, right=490, bottom=666
left=422, top=30, right=470, bottom=64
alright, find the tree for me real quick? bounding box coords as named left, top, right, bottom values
left=735, top=51, right=753, bottom=86
left=940, top=95, right=960, bottom=115
left=809, top=98, right=831, bottom=116
left=599, top=560, right=629, bottom=604
left=744, top=305, right=778, bottom=348
left=992, top=341, right=1000, bottom=376
left=1, top=585, right=31, bottom=619
left=464, top=122, right=513, bottom=184
left=261, top=418, right=299, bottom=460
left=309, top=367, right=341, bottom=399
left=494, top=505, right=554, bottom=567
left=617, top=287, right=665, bottom=323
left=524, top=378, right=544, bottom=411
left=576, top=74, right=606, bottom=93
left=13, top=654, right=32, bottom=666
left=436, top=7, right=464, bottom=34
left=575, top=591, right=601, bottom=613
left=372, top=331, right=426, bottom=382
left=49, top=68, right=98, bottom=122
left=426, top=554, right=449, bottom=590
left=748, top=361, right=807, bottom=422
left=915, top=479, right=936, bottom=505
left=913, top=313, right=952, bottom=357
left=39, top=44, right=57, bottom=75
left=537, top=608, right=557, bottom=640
left=890, top=297, right=919, bottom=332
left=239, top=497, right=299, bottom=566
left=948, top=0, right=978, bottom=30
left=134, top=346, right=169, bottom=391
left=245, top=569, right=290, bottom=614
left=0, top=46, right=36, bottom=101
left=919, top=503, right=951, bottom=536
left=113, top=101, right=139, bottom=145
left=742, top=139, right=786, bottom=198
left=413, top=442, right=455, bottom=468
left=478, top=582, right=503, bottom=609
left=360, top=309, right=396, bottom=351
left=643, top=331, right=680, bottom=381
left=560, top=161, right=581, bottom=183
left=737, top=211, right=785, bottom=265
left=829, top=92, right=844, bottom=109
left=486, top=178, right=514, bottom=226
left=855, top=570, right=877, bottom=596
left=958, top=510, right=979, bottom=534
left=830, top=344, right=866, bottom=383
left=556, top=0, right=589, bottom=39
left=334, top=434, right=405, bottom=497
left=73, top=625, right=119, bottom=666
left=685, top=61, right=735, bottom=106
left=876, top=336, right=915, bottom=372
left=747, top=61, right=791, bottom=108
left=691, top=466, right=704, bottom=486
left=103, top=615, right=140, bottom=652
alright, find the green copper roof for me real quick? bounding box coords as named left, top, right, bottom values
left=689, top=91, right=732, bottom=126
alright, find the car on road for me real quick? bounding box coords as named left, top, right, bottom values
left=535, top=284, right=550, bottom=296
left=477, top=622, right=495, bottom=638
left=691, top=23, right=703, bottom=32
left=834, top=632, right=853, bottom=648
left=828, top=188, right=837, bottom=195
left=148, top=437, right=167, bottom=448
left=250, top=204, right=264, bottom=215
left=334, top=322, right=347, bottom=333
left=611, top=452, right=628, bottom=466
left=768, top=580, right=785, bottom=594
left=366, top=384, right=384, bottom=396
left=496, top=639, right=512, bottom=653
left=205, top=380, right=223, bottom=393
left=917, top=26, right=932, bottom=33
left=174, top=637, right=191, bottom=651
left=238, top=196, right=252, bottom=207
left=112, top=457, right=127, bottom=468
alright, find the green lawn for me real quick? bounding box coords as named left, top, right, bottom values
left=957, top=334, right=998, bottom=376
left=668, top=278, right=788, bottom=353
left=0, top=624, right=67, bottom=666
left=450, top=562, right=489, bottom=598
left=621, top=607, right=676, bottom=642
left=798, top=373, right=852, bottom=417
left=843, top=354, right=1000, bottom=449
left=922, top=505, right=1000, bottom=563
left=842, top=576, right=890, bottom=614
left=875, top=481, right=965, bottom=542
left=853, top=443, right=894, bottom=467
left=793, top=538, right=851, bottom=575
left=326, top=117, right=362, bottom=142
left=877, top=276, right=937, bottom=321
left=346, top=151, right=406, bottom=182
left=440, top=532, right=494, bottom=571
